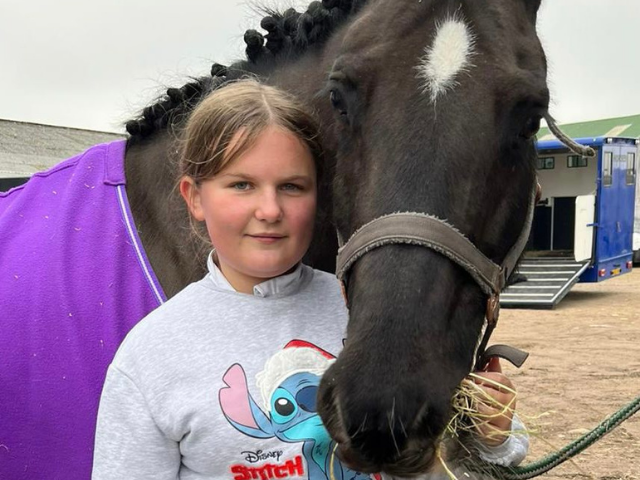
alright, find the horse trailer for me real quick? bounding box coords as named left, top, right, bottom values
left=502, top=136, right=638, bottom=309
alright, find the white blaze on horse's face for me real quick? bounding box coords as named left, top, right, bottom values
left=417, top=16, right=476, bottom=102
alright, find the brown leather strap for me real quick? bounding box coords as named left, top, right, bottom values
left=499, top=185, right=537, bottom=285
left=336, top=213, right=505, bottom=296
left=336, top=183, right=538, bottom=298
left=335, top=182, right=537, bottom=373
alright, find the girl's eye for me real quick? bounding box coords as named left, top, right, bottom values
left=281, top=183, right=302, bottom=191
left=232, top=182, right=251, bottom=190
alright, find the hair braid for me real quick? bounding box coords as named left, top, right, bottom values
left=304, top=2, right=333, bottom=45
left=125, top=77, right=217, bottom=138
left=210, top=63, right=228, bottom=78
left=126, top=0, right=369, bottom=140
left=282, top=8, right=301, bottom=37
left=244, top=29, right=269, bottom=63
left=261, top=14, right=290, bottom=56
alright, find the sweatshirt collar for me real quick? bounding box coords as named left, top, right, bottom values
left=206, top=251, right=306, bottom=298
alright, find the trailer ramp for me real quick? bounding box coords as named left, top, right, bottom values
left=500, top=257, right=590, bottom=309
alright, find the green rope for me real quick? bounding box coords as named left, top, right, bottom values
left=487, top=395, right=640, bottom=479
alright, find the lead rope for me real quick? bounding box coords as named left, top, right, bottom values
left=477, top=114, right=638, bottom=479
left=478, top=395, right=640, bottom=480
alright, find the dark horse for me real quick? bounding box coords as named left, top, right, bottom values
left=0, top=0, right=549, bottom=478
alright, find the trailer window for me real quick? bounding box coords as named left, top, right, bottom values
left=627, top=152, right=636, bottom=185
left=567, top=155, right=588, bottom=168
left=603, top=151, right=613, bottom=187
left=537, top=157, right=555, bottom=170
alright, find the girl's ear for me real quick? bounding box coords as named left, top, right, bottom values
left=179, top=176, right=205, bottom=221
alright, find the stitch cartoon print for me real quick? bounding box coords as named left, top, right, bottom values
left=219, top=340, right=375, bottom=480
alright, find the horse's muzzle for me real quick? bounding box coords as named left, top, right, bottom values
left=334, top=437, right=437, bottom=476
left=318, top=369, right=442, bottom=476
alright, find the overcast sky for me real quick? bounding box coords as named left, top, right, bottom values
left=2, top=0, right=639, bottom=133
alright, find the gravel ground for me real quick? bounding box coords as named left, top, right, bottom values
left=493, top=269, right=640, bottom=479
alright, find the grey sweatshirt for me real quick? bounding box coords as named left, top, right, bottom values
left=92, top=256, right=527, bottom=480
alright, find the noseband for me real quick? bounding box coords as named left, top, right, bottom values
left=335, top=182, right=540, bottom=369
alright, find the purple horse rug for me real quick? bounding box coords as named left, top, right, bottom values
left=0, top=140, right=166, bottom=480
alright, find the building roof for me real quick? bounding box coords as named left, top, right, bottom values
left=537, top=114, right=640, bottom=142
left=0, top=119, right=124, bottom=179
left=6, top=115, right=635, bottom=179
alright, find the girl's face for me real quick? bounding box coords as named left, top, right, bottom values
left=180, top=126, right=317, bottom=293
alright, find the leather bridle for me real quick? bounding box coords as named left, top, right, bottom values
left=335, top=181, right=541, bottom=370
left=333, top=115, right=597, bottom=371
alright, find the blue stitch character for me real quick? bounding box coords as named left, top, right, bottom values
left=219, top=340, right=373, bottom=480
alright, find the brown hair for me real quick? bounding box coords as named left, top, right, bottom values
left=179, top=79, right=324, bottom=184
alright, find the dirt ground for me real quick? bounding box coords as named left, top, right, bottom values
left=493, top=269, right=640, bottom=479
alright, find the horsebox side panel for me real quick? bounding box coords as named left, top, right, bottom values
left=619, top=145, right=637, bottom=258
left=588, top=142, right=635, bottom=281
left=634, top=144, right=640, bottom=262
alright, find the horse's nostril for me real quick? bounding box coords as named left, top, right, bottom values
left=386, top=446, right=436, bottom=477
left=346, top=429, right=405, bottom=468
left=335, top=438, right=436, bottom=477
left=335, top=442, right=380, bottom=474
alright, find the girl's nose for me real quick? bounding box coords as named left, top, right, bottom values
left=255, top=190, right=284, bottom=222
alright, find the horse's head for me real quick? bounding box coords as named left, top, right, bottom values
left=316, top=0, right=547, bottom=474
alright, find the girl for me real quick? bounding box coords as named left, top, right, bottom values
left=92, top=80, right=527, bottom=479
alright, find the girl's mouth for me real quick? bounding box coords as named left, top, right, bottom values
left=248, top=234, right=285, bottom=244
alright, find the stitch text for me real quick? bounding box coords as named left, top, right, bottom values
left=231, top=455, right=305, bottom=480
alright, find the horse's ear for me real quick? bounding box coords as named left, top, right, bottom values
left=521, top=0, right=542, bottom=23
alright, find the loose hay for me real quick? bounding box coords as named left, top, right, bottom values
left=448, top=373, right=519, bottom=442
left=439, top=373, right=526, bottom=480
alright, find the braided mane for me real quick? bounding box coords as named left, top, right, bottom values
left=126, top=0, right=368, bottom=141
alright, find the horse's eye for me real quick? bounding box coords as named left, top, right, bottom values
left=521, top=116, right=541, bottom=139
left=274, top=397, right=295, bottom=417
left=329, top=89, right=348, bottom=117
